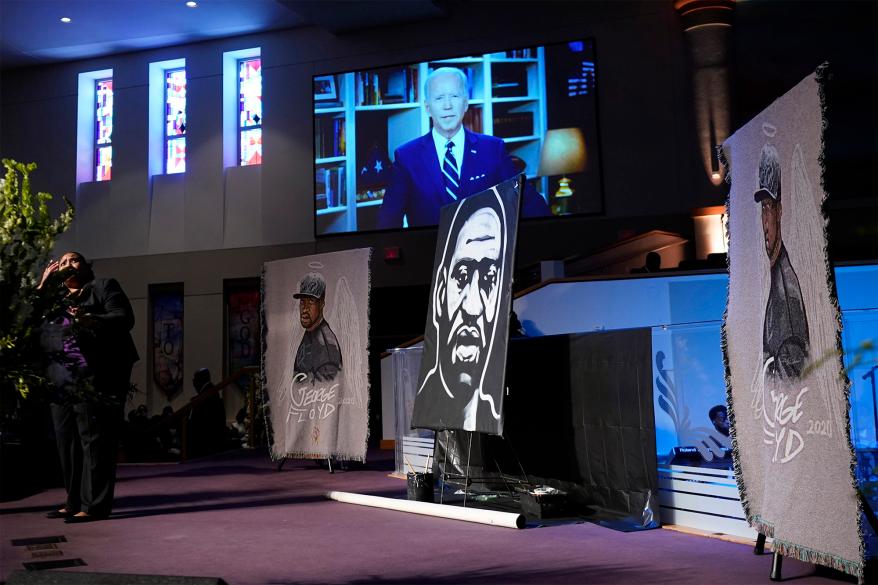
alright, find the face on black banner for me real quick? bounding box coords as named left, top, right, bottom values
left=412, top=176, right=521, bottom=435
left=443, top=207, right=502, bottom=384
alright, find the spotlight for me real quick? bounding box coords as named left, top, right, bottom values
left=60, top=17, right=72, bottom=23
left=186, top=1, right=198, bottom=7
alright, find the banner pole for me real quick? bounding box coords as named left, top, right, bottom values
left=463, top=431, right=473, bottom=507
left=440, top=429, right=449, bottom=504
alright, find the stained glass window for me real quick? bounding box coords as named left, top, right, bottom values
left=238, top=58, right=262, bottom=166
left=95, top=78, right=113, bottom=181
left=165, top=68, right=187, bottom=174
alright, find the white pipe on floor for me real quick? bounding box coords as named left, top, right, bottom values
left=325, top=491, right=525, bottom=529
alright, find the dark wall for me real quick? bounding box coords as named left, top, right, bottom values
left=731, top=0, right=878, bottom=260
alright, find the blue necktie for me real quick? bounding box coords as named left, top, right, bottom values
left=442, top=140, right=460, bottom=201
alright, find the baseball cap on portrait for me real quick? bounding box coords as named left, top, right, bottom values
left=293, top=272, right=326, bottom=299
left=754, top=143, right=781, bottom=203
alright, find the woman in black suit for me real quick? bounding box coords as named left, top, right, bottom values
left=38, top=251, right=139, bottom=523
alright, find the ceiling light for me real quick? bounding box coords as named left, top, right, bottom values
left=60, top=17, right=72, bottom=23
left=186, top=1, right=197, bottom=7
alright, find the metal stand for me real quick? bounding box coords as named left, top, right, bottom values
left=440, top=430, right=450, bottom=504
left=463, top=432, right=473, bottom=507
left=770, top=551, right=783, bottom=581
left=753, top=531, right=782, bottom=580
left=435, top=429, right=532, bottom=511
left=754, top=532, right=766, bottom=555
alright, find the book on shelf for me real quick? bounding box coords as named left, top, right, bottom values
left=315, top=117, right=346, bottom=159
left=502, top=48, right=535, bottom=59
left=405, top=67, right=418, bottom=102
left=357, top=72, right=378, bottom=105
left=492, top=112, right=534, bottom=138
left=357, top=67, right=419, bottom=106
left=316, top=166, right=346, bottom=209
left=386, top=72, right=406, bottom=101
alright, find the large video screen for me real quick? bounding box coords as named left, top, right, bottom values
left=313, top=38, right=602, bottom=236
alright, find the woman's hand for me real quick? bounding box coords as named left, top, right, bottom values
left=37, top=259, right=60, bottom=290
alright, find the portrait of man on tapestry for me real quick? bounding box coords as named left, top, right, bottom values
left=753, top=143, right=810, bottom=381
left=411, top=176, right=522, bottom=436
left=292, top=272, right=342, bottom=384
left=721, top=68, right=864, bottom=579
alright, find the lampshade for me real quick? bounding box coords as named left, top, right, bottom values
left=691, top=205, right=728, bottom=259
left=538, top=128, right=587, bottom=177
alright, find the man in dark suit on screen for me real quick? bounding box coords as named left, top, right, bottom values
left=377, top=67, right=549, bottom=228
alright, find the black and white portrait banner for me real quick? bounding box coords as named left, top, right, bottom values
left=262, top=249, right=371, bottom=461
left=411, top=176, right=522, bottom=436
left=721, top=67, right=863, bottom=578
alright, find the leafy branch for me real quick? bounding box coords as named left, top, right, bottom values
left=0, top=159, right=74, bottom=404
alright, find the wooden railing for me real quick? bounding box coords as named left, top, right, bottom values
left=158, top=366, right=260, bottom=461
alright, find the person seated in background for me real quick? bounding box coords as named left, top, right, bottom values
left=231, top=407, right=249, bottom=448
left=156, top=405, right=180, bottom=457
left=709, top=404, right=730, bottom=437
left=509, top=310, right=527, bottom=339
left=631, top=251, right=662, bottom=274
left=188, top=368, right=227, bottom=458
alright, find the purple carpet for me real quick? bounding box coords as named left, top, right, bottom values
left=0, top=448, right=848, bottom=584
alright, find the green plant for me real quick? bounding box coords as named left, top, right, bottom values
left=0, top=159, right=74, bottom=404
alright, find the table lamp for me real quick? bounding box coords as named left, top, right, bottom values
left=538, top=128, right=587, bottom=214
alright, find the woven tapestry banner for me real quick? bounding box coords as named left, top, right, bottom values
left=721, top=68, right=863, bottom=578
left=262, top=248, right=371, bottom=461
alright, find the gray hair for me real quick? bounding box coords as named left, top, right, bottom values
left=424, top=67, right=468, bottom=101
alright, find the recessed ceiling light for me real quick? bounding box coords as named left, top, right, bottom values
left=186, top=1, right=197, bottom=7
left=60, top=17, right=72, bottom=23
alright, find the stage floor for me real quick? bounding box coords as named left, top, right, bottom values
left=0, top=448, right=847, bottom=584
